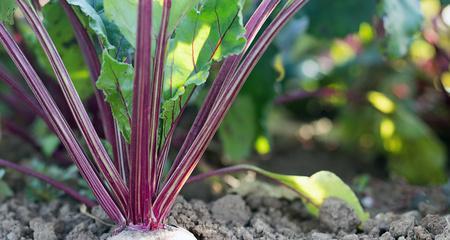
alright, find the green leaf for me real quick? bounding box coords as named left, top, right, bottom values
left=96, top=51, right=134, bottom=142
left=161, top=0, right=246, bottom=138
left=385, top=110, right=447, bottom=184
left=243, top=166, right=370, bottom=223
left=302, top=0, right=376, bottom=38
left=32, top=118, right=61, bottom=157
left=219, top=95, right=256, bottom=162
left=98, top=0, right=246, bottom=142
left=44, top=2, right=93, bottom=99
left=381, top=0, right=423, bottom=57
left=67, top=0, right=133, bottom=59
left=220, top=46, right=279, bottom=161
left=103, top=0, right=201, bottom=48
left=0, top=168, right=13, bottom=201
left=66, top=0, right=113, bottom=49
left=0, top=0, right=16, bottom=24
left=0, top=180, right=13, bottom=201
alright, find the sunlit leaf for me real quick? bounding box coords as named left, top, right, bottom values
left=254, top=135, right=271, bottom=155
left=103, top=0, right=200, bottom=48
left=358, top=22, right=374, bottom=44
left=243, top=166, right=370, bottom=222
left=367, top=91, right=396, bottom=114
left=441, top=72, right=450, bottom=93
left=161, top=0, right=246, bottom=138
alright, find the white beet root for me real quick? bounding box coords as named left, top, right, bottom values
left=108, top=225, right=197, bottom=240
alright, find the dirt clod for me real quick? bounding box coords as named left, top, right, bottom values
left=29, top=218, right=57, bottom=240
left=341, top=233, right=358, bottom=240
left=388, top=215, right=415, bottom=238
left=310, top=232, right=334, bottom=240
left=379, top=232, right=394, bottom=240
left=414, top=226, right=433, bottom=240
left=319, top=198, right=360, bottom=233
left=211, top=195, right=251, bottom=225
left=420, top=214, right=447, bottom=235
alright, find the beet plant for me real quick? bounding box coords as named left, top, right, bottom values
left=0, top=0, right=314, bottom=238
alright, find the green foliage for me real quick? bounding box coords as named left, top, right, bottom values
left=25, top=159, right=93, bottom=202
left=67, top=0, right=133, bottom=58
left=43, top=2, right=93, bottom=99
left=32, top=119, right=61, bottom=157
left=219, top=95, right=256, bottom=161
left=0, top=0, right=16, bottom=24
left=381, top=0, right=424, bottom=57
left=96, top=51, right=134, bottom=142
left=103, top=0, right=200, bottom=48
left=161, top=0, right=246, bottom=139
left=0, top=169, right=13, bottom=201
left=334, top=88, right=447, bottom=184
left=94, top=0, right=247, bottom=143
left=20, top=1, right=93, bottom=99
left=67, top=0, right=114, bottom=49
left=385, top=110, right=447, bottom=184
left=302, top=0, right=376, bottom=38
left=220, top=46, right=279, bottom=159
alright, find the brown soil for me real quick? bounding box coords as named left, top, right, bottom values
left=0, top=181, right=449, bottom=240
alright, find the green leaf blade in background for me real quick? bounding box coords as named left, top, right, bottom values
left=19, top=1, right=93, bottom=99
left=67, top=0, right=133, bottom=59
left=103, top=0, right=201, bottom=48
left=43, top=2, right=93, bottom=99
left=385, top=110, right=447, bottom=184
left=0, top=169, right=13, bottom=201
left=0, top=0, right=16, bottom=24
left=67, top=0, right=114, bottom=49
left=302, top=0, right=376, bottom=39
left=97, top=51, right=134, bottom=142
left=219, top=95, right=257, bottom=162
left=381, top=0, right=424, bottom=58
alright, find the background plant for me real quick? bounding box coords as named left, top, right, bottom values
left=215, top=0, right=450, bottom=185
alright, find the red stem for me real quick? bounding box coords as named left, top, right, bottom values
left=16, top=0, right=129, bottom=214
left=153, top=0, right=172, bottom=198
left=59, top=0, right=120, bottom=170
left=155, top=0, right=308, bottom=220
left=0, top=23, right=125, bottom=223
left=129, top=0, right=153, bottom=225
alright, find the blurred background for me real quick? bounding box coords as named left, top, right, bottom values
left=0, top=0, right=449, bottom=208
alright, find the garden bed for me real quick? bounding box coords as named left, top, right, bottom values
left=1, top=178, right=449, bottom=240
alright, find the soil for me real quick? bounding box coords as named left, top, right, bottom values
left=0, top=181, right=449, bottom=240
left=1, top=133, right=449, bottom=239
